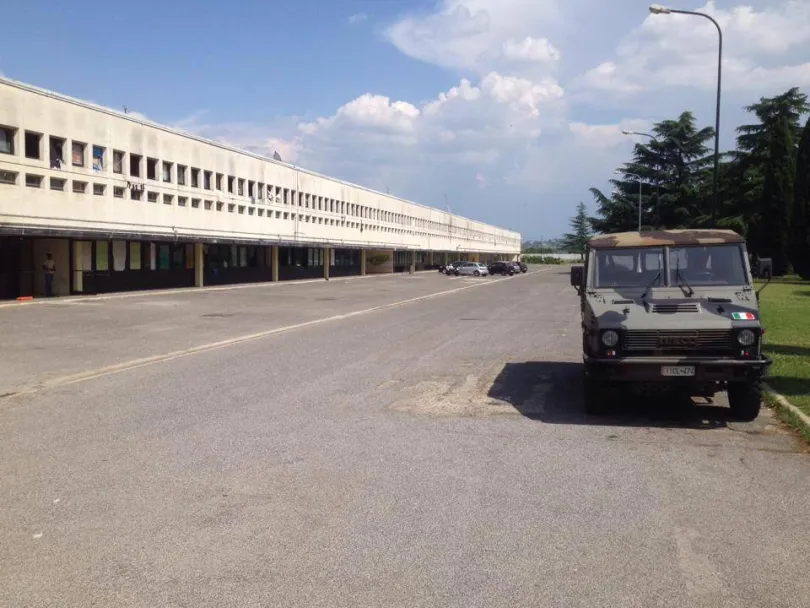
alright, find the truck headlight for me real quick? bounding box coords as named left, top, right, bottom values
left=737, top=329, right=756, bottom=347
left=601, top=330, right=619, bottom=348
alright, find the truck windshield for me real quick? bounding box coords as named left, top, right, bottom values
left=593, top=248, right=664, bottom=288
left=668, top=245, right=747, bottom=286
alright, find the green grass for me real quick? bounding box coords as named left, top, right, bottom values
left=757, top=277, right=810, bottom=418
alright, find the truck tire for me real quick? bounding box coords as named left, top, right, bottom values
left=727, top=381, right=762, bottom=422
left=584, top=375, right=609, bottom=415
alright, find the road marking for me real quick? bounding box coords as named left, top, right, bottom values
left=3, top=268, right=552, bottom=400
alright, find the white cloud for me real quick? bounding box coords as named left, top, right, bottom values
left=348, top=12, right=367, bottom=25
left=575, top=1, right=810, bottom=97
left=501, top=37, right=560, bottom=63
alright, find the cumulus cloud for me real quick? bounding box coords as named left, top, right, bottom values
left=348, top=13, right=367, bottom=25
left=575, top=0, right=810, bottom=97
left=501, top=37, right=560, bottom=63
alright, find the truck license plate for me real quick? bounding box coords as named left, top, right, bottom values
left=661, top=366, right=695, bottom=377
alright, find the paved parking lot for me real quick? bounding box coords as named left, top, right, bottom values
left=1, top=267, right=809, bottom=607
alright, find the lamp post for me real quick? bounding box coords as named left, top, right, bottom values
left=615, top=170, right=643, bottom=233
left=649, top=4, right=722, bottom=227
left=622, top=130, right=662, bottom=229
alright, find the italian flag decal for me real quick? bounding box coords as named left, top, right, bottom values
left=731, top=312, right=757, bottom=320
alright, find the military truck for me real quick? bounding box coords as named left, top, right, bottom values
left=570, top=229, right=771, bottom=420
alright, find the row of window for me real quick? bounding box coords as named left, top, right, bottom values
left=0, top=123, right=519, bottom=246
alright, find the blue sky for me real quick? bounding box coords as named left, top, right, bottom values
left=2, top=0, right=809, bottom=239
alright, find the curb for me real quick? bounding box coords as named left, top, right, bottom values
left=764, top=383, right=810, bottom=440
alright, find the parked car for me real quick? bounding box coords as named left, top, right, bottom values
left=454, top=262, right=489, bottom=276
left=439, top=260, right=464, bottom=274
left=487, top=261, right=516, bottom=276
left=516, top=261, right=528, bottom=273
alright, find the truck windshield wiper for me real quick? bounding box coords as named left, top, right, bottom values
left=675, top=264, right=694, bottom=297
left=641, top=270, right=661, bottom=300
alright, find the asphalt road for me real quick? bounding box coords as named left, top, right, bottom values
left=1, top=268, right=808, bottom=608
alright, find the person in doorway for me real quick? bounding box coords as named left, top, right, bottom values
left=42, top=252, right=56, bottom=297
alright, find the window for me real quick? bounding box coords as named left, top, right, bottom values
left=258, top=208, right=264, bottom=217
left=89, top=241, right=109, bottom=272
left=72, top=180, right=87, bottom=193
left=130, top=153, right=142, bottom=177
left=129, top=242, right=142, bottom=270
left=238, top=179, right=244, bottom=196
left=191, top=168, right=200, bottom=188
left=304, top=194, right=310, bottom=208
left=216, top=202, right=224, bottom=211
left=131, top=188, right=142, bottom=201
left=0, top=126, right=15, bottom=155
left=248, top=180, right=255, bottom=198
left=669, top=245, right=747, bottom=287
left=204, top=200, right=212, bottom=210
left=49, top=137, right=65, bottom=168
left=228, top=203, right=235, bottom=213
left=238, top=205, right=245, bottom=214
left=257, top=183, right=264, bottom=199
left=25, top=132, right=42, bottom=159
left=25, top=174, right=43, bottom=188
left=276, top=211, right=281, bottom=218
left=192, top=198, right=201, bottom=209
left=177, top=165, right=187, bottom=185
left=216, top=173, right=223, bottom=190
left=227, top=175, right=234, bottom=193
left=283, top=188, right=289, bottom=204
left=204, top=171, right=212, bottom=190
left=162, top=161, right=172, bottom=182
left=163, top=194, right=173, bottom=205
left=93, top=183, right=106, bottom=196
left=113, top=150, right=125, bottom=174
left=178, top=196, right=187, bottom=207
left=147, top=191, right=159, bottom=203
left=92, top=145, right=105, bottom=171
left=283, top=212, right=289, bottom=220
left=146, top=158, right=157, bottom=180
left=113, top=186, right=125, bottom=198
left=248, top=207, right=255, bottom=215
left=71, top=141, right=86, bottom=167
left=51, top=177, right=66, bottom=191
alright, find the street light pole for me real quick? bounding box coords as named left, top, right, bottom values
left=649, top=4, right=722, bottom=227
left=622, top=130, right=661, bottom=229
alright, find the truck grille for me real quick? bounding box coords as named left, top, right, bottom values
left=652, top=302, right=700, bottom=314
left=623, top=329, right=732, bottom=354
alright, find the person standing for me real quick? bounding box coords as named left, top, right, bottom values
left=42, top=252, right=56, bottom=297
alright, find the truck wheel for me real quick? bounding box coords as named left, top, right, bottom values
left=584, top=375, right=609, bottom=415
left=727, top=381, right=762, bottom=422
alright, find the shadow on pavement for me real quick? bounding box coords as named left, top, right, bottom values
left=488, top=361, right=733, bottom=430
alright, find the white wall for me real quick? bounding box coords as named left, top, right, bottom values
left=0, top=78, right=521, bottom=255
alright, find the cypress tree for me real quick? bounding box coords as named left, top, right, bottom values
left=793, top=117, right=810, bottom=279
left=759, top=116, right=795, bottom=276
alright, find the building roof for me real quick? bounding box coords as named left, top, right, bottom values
left=588, top=229, right=745, bottom=249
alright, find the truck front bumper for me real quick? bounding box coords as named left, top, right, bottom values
left=583, top=355, right=772, bottom=383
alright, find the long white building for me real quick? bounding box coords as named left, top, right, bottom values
left=0, top=77, right=520, bottom=298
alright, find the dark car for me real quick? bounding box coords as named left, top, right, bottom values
left=487, top=261, right=516, bottom=276
left=516, top=261, right=528, bottom=273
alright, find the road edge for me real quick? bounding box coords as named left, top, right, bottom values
left=764, top=383, right=810, bottom=443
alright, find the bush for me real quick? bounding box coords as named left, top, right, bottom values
left=522, top=255, right=566, bottom=265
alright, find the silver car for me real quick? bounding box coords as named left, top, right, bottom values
left=454, top=262, right=489, bottom=276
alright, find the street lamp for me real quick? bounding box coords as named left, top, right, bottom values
left=614, top=170, right=643, bottom=233
left=648, top=4, right=722, bottom=227
left=622, top=130, right=661, bottom=229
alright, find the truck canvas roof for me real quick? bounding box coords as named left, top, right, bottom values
left=588, top=229, right=745, bottom=250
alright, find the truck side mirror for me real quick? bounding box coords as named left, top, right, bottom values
left=570, top=265, right=584, bottom=293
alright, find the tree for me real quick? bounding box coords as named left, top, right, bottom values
left=793, top=117, right=810, bottom=279
left=562, top=202, right=592, bottom=257
left=758, top=116, right=795, bottom=276
left=589, top=112, right=714, bottom=233
left=735, top=88, right=809, bottom=255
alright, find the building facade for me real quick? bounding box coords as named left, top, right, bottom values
left=0, top=77, right=521, bottom=299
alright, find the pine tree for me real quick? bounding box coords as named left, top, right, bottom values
left=735, top=88, right=809, bottom=256
left=793, top=117, right=810, bottom=279
left=759, top=116, right=795, bottom=276
left=562, top=202, right=592, bottom=257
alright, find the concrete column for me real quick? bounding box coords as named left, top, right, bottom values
left=360, top=250, right=367, bottom=276
left=444, top=252, right=449, bottom=265
left=194, top=243, right=204, bottom=287
left=72, top=240, right=83, bottom=293
left=271, top=246, right=279, bottom=282
left=410, top=250, right=416, bottom=275
left=428, top=251, right=434, bottom=267
left=324, top=248, right=330, bottom=280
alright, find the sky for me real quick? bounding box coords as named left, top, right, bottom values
left=1, top=0, right=809, bottom=240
